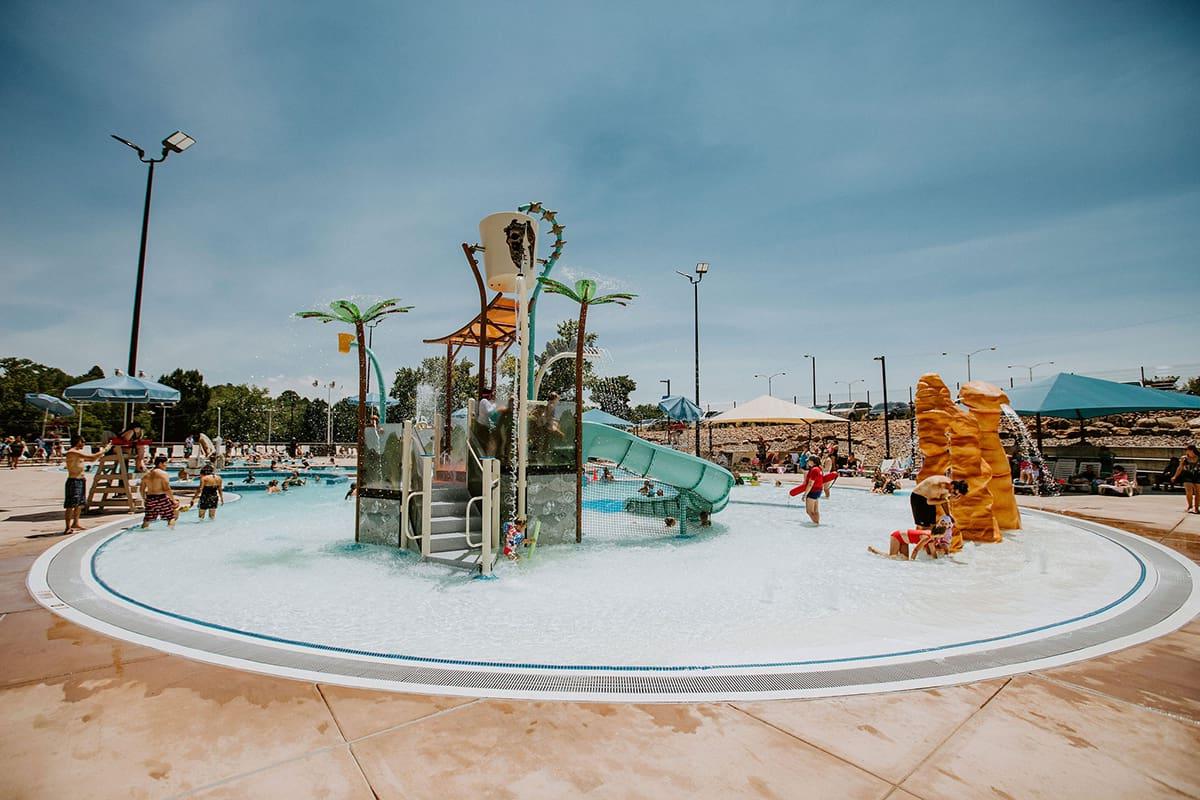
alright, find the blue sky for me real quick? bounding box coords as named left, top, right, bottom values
left=2, top=1, right=1197, bottom=407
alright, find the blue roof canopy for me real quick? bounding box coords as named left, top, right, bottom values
left=1004, top=373, right=1200, bottom=420
left=63, top=375, right=181, bottom=405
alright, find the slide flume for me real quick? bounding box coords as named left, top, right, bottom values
left=581, top=421, right=735, bottom=514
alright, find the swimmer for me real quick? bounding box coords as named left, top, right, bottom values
left=698, top=511, right=712, bottom=528
left=266, top=479, right=281, bottom=494
left=665, top=517, right=677, bottom=529
left=792, top=460, right=827, bottom=525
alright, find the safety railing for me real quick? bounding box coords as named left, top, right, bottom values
left=403, top=420, right=434, bottom=557
left=463, top=437, right=501, bottom=575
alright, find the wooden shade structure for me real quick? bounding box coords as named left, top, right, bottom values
left=423, top=294, right=520, bottom=452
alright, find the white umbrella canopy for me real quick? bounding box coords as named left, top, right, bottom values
left=709, top=395, right=843, bottom=424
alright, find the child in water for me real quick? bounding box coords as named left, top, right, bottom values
left=503, top=517, right=528, bottom=561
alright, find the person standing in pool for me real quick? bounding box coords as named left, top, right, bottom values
left=910, top=474, right=967, bottom=529
left=191, top=465, right=224, bottom=521
left=63, top=435, right=105, bottom=534
left=140, top=455, right=178, bottom=529
left=794, top=460, right=827, bottom=525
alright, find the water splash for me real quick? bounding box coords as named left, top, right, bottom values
left=1000, top=404, right=1059, bottom=496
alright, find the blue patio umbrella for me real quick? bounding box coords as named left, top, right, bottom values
left=24, top=393, right=75, bottom=439
left=1004, top=372, right=1200, bottom=445
left=582, top=408, right=634, bottom=428
left=63, top=374, right=181, bottom=404
left=63, top=374, right=181, bottom=440
left=24, top=393, right=75, bottom=417
left=658, top=395, right=703, bottom=422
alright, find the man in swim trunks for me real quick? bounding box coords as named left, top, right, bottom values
left=910, top=474, right=967, bottom=529
left=63, top=435, right=105, bottom=534
left=140, top=455, right=178, bottom=529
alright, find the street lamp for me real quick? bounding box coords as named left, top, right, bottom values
left=111, top=130, right=195, bottom=378
left=660, top=379, right=671, bottom=397
left=676, top=261, right=708, bottom=456
left=963, top=346, right=996, bottom=382
left=874, top=356, right=890, bottom=459
left=314, top=380, right=336, bottom=447
left=1008, top=361, right=1054, bottom=382
left=754, top=371, right=786, bottom=396
left=803, top=354, right=816, bottom=407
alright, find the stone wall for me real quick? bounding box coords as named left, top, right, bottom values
left=522, top=469, right=578, bottom=546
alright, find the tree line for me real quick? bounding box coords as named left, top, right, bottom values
left=0, top=326, right=640, bottom=441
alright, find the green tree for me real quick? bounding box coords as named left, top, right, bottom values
left=590, top=375, right=637, bottom=419
left=1182, top=375, right=1200, bottom=396
left=389, top=366, right=424, bottom=422
left=303, top=398, right=330, bottom=443
left=538, top=278, right=635, bottom=543
left=536, top=320, right=598, bottom=401
left=419, top=356, right=476, bottom=419
left=0, top=358, right=74, bottom=436
left=296, top=299, right=413, bottom=538
left=629, top=402, right=663, bottom=422
left=275, top=390, right=309, bottom=442
left=205, top=384, right=271, bottom=442
left=158, top=369, right=211, bottom=441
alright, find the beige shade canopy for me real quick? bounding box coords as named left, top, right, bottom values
left=709, top=395, right=843, bottom=424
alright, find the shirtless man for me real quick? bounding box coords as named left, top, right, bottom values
left=139, top=455, right=178, bottom=529
left=63, top=435, right=105, bottom=534
left=910, top=474, right=968, bottom=529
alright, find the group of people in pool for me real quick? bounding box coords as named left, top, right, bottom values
left=866, top=474, right=969, bottom=561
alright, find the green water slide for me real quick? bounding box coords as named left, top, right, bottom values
left=581, top=421, right=736, bottom=514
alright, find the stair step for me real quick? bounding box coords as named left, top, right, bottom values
left=427, top=531, right=477, bottom=552
left=431, top=486, right=470, bottom=502
left=430, top=515, right=483, bottom=534
left=430, top=500, right=468, bottom=516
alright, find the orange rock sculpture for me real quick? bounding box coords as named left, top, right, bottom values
left=914, top=372, right=1001, bottom=545
left=959, top=381, right=1021, bottom=531
left=947, top=412, right=1001, bottom=543
left=915, top=374, right=955, bottom=482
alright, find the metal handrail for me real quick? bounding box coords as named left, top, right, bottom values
left=405, top=490, right=425, bottom=543
left=464, top=495, right=484, bottom=548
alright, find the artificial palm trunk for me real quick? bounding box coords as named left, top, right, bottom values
left=575, top=304, right=588, bottom=543
left=355, top=321, right=367, bottom=540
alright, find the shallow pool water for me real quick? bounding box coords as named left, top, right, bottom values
left=92, top=482, right=1141, bottom=668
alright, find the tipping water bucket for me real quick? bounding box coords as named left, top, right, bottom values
left=479, top=211, right=539, bottom=293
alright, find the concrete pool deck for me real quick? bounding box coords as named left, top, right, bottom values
left=2, top=467, right=1198, bottom=798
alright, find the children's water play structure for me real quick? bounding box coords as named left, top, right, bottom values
left=341, top=203, right=733, bottom=575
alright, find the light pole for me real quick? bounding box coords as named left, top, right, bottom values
left=216, top=405, right=222, bottom=440
left=964, top=346, right=996, bottom=382
left=1008, top=361, right=1054, bottom=382
left=314, top=380, right=336, bottom=446
left=660, top=379, right=671, bottom=397
left=676, top=261, right=708, bottom=456
left=874, top=355, right=890, bottom=459
left=803, top=354, right=816, bottom=407
left=834, top=379, right=864, bottom=454
left=111, top=131, right=195, bottom=378
left=754, top=371, right=786, bottom=397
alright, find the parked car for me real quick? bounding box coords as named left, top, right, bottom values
left=868, top=401, right=912, bottom=420
left=829, top=401, right=871, bottom=420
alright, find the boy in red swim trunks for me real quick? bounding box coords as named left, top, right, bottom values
left=139, top=455, right=178, bottom=529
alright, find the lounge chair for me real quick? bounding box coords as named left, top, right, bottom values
left=170, top=445, right=185, bottom=460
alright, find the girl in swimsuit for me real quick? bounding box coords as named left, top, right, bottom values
left=1173, top=445, right=1200, bottom=515
left=192, top=465, right=224, bottom=521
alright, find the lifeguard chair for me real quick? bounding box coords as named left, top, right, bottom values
left=86, top=442, right=142, bottom=514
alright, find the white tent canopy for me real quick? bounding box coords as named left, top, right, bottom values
left=709, top=395, right=843, bottom=424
